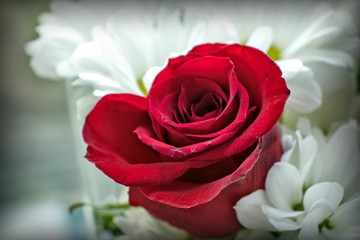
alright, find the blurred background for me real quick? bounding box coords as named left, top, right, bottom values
left=0, top=2, right=87, bottom=239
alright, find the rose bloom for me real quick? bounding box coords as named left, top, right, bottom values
left=83, top=43, right=289, bottom=237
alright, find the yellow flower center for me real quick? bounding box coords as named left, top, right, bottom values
left=267, top=44, right=282, bottom=60
left=241, top=40, right=282, bottom=60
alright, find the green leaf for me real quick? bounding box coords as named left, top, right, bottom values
left=68, top=202, right=131, bottom=236
left=93, top=203, right=130, bottom=236
left=68, top=202, right=88, bottom=213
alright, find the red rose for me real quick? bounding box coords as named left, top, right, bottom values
left=83, top=43, right=289, bottom=237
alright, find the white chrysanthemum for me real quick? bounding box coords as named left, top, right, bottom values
left=234, top=119, right=360, bottom=239
left=25, top=1, right=121, bottom=79
left=68, top=1, right=192, bottom=98
left=26, top=1, right=196, bottom=121
left=113, top=207, right=188, bottom=240
left=184, top=0, right=360, bottom=128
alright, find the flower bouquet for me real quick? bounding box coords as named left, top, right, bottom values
left=26, top=1, right=360, bottom=239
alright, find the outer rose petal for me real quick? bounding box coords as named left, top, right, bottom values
left=190, top=43, right=228, bottom=55
left=129, top=126, right=283, bottom=237
left=83, top=94, right=190, bottom=186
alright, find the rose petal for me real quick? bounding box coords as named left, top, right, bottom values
left=129, top=126, right=282, bottom=237
left=178, top=78, right=227, bottom=123
left=172, top=55, right=235, bottom=89
left=134, top=104, right=253, bottom=160
left=85, top=147, right=189, bottom=186
left=189, top=92, right=222, bottom=120
left=152, top=54, right=197, bottom=86
left=129, top=186, right=241, bottom=238
left=213, top=44, right=286, bottom=106
left=137, top=82, right=250, bottom=158
left=183, top=83, right=250, bottom=141
left=83, top=94, right=190, bottom=186
left=134, top=126, right=281, bottom=208
left=189, top=43, right=228, bottom=55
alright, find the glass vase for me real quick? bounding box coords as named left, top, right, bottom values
left=65, top=79, right=128, bottom=239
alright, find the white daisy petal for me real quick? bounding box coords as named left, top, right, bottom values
left=303, top=182, right=344, bottom=212
left=284, top=65, right=322, bottom=113
left=26, top=47, right=60, bottom=79
left=280, top=134, right=296, bottom=163
left=299, top=49, right=354, bottom=68
left=26, top=37, right=78, bottom=79
left=261, top=205, right=304, bottom=219
left=235, top=190, right=276, bottom=231
left=261, top=205, right=303, bottom=231
left=276, top=59, right=303, bottom=80
left=300, top=199, right=334, bottom=240
left=277, top=59, right=322, bottom=113
left=330, top=193, right=360, bottom=228
left=109, top=56, right=141, bottom=95
left=297, top=134, right=318, bottom=182
left=321, top=121, right=360, bottom=194
left=91, top=26, right=118, bottom=58
left=76, top=73, right=120, bottom=89
left=143, top=66, right=163, bottom=92
left=265, top=162, right=303, bottom=211
left=69, top=41, right=104, bottom=70
left=282, top=11, right=336, bottom=57
left=323, top=226, right=360, bottom=240
left=296, top=118, right=312, bottom=136
left=266, top=215, right=302, bottom=231
left=247, top=26, right=273, bottom=53
left=187, top=21, right=208, bottom=47
left=324, top=194, right=360, bottom=239
left=75, top=93, right=99, bottom=123
left=93, top=89, right=115, bottom=97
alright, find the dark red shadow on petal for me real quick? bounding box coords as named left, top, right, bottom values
left=178, top=143, right=257, bottom=184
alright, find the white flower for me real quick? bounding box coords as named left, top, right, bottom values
left=185, top=0, right=360, bottom=128
left=25, top=1, right=119, bottom=79
left=234, top=119, right=360, bottom=239
left=113, top=207, right=188, bottom=240
left=282, top=62, right=360, bottom=130
left=299, top=191, right=360, bottom=240
left=68, top=2, right=191, bottom=98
